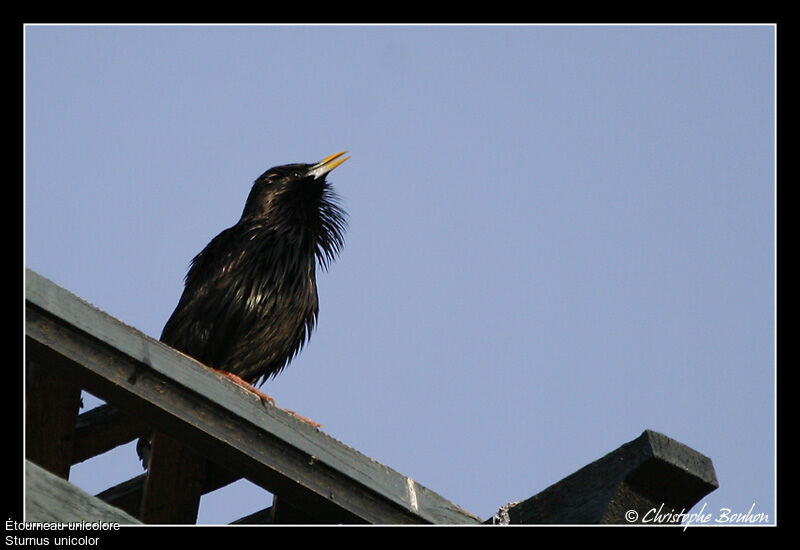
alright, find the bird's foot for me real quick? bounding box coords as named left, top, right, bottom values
left=212, top=369, right=275, bottom=406
left=211, top=368, right=321, bottom=429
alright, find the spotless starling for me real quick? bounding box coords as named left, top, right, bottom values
left=137, top=152, right=348, bottom=465
left=160, top=151, right=349, bottom=388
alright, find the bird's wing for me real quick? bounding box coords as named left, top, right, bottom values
left=160, top=225, right=261, bottom=366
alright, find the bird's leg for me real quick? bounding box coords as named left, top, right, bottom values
left=211, top=368, right=322, bottom=429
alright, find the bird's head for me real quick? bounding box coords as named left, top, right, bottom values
left=241, top=152, right=349, bottom=266
left=242, top=152, right=349, bottom=219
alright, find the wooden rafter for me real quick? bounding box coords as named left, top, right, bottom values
left=24, top=268, right=720, bottom=525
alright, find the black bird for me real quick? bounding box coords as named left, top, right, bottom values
left=159, top=151, right=349, bottom=387
left=137, top=152, right=348, bottom=466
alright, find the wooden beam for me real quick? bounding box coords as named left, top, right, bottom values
left=230, top=506, right=274, bottom=524
left=96, top=461, right=240, bottom=518
left=230, top=496, right=326, bottom=524
left=139, top=431, right=206, bottom=524
left=269, top=495, right=335, bottom=524
left=26, top=460, right=140, bottom=524
left=25, top=268, right=482, bottom=525
left=72, top=404, right=148, bottom=464
left=25, top=359, right=82, bottom=479
left=93, top=473, right=147, bottom=518
left=486, top=430, right=719, bottom=525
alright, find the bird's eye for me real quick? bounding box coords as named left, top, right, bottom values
left=291, top=171, right=301, bottom=178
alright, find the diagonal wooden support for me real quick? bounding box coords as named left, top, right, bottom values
left=487, top=430, right=719, bottom=525
left=72, top=403, right=148, bottom=464
left=94, top=473, right=148, bottom=518
left=72, top=405, right=147, bottom=464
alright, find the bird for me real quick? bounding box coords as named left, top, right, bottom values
left=137, top=152, right=349, bottom=466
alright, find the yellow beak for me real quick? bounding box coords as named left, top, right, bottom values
left=309, top=151, right=350, bottom=179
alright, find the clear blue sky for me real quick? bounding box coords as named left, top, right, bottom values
left=24, top=24, right=775, bottom=525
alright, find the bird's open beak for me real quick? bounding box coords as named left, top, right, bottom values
left=308, top=151, right=350, bottom=179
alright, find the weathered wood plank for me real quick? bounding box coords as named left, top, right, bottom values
left=25, top=268, right=482, bottom=525
left=487, top=430, right=719, bottom=525
left=25, top=460, right=141, bottom=524
left=139, top=432, right=206, bottom=524
left=25, top=360, right=82, bottom=479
